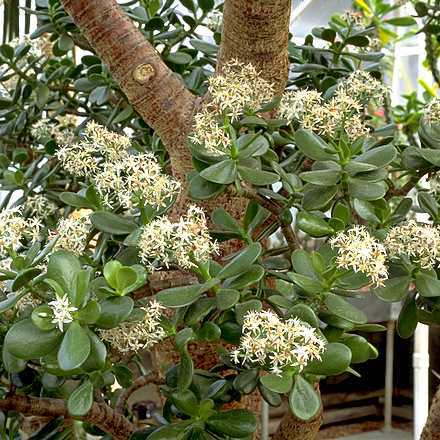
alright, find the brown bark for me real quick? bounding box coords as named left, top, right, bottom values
left=218, top=0, right=292, bottom=95
left=273, top=409, right=323, bottom=440
left=61, top=0, right=197, bottom=182
left=422, top=385, right=440, bottom=440
left=0, top=395, right=134, bottom=440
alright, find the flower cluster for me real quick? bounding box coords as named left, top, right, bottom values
left=50, top=212, right=91, bottom=256
left=278, top=89, right=322, bottom=123
left=23, top=194, right=58, bottom=218
left=205, top=9, right=223, bottom=32
left=99, top=300, right=166, bottom=354
left=279, top=71, right=387, bottom=140
left=57, top=122, right=180, bottom=209
left=31, top=117, right=76, bottom=146
left=138, top=205, right=218, bottom=271
left=191, top=60, right=274, bottom=155
left=0, top=208, right=41, bottom=257
left=48, top=294, right=78, bottom=332
left=342, top=10, right=365, bottom=26
left=231, top=310, right=326, bottom=375
left=330, top=225, right=388, bottom=286
left=385, top=220, right=440, bottom=269
left=94, top=153, right=180, bottom=210
left=424, top=97, right=440, bottom=126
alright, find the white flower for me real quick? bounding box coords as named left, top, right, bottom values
left=190, top=60, right=274, bottom=154
left=23, top=194, right=58, bottom=218
left=231, top=310, right=326, bottom=375
left=98, top=300, right=166, bottom=354
left=330, top=225, right=388, bottom=287
left=138, top=205, right=218, bottom=271
left=424, top=97, right=440, bottom=126
left=48, top=294, right=78, bottom=332
left=0, top=208, right=41, bottom=257
left=94, top=153, right=180, bottom=210
left=385, top=220, right=440, bottom=269
left=50, top=213, right=91, bottom=256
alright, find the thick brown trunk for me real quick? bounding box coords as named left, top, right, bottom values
left=61, top=0, right=197, bottom=183
left=0, top=395, right=134, bottom=440
left=422, top=385, right=440, bottom=440
left=273, top=409, right=322, bottom=440
left=218, top=0, right=292, bottom=95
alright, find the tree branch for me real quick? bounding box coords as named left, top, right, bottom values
left=115, top=372, right=164, bottom=414
left=0, top=395, right=135, bottom=440
left=60, top=0, right=197, bottom=181
left=218, top=0, right=292, bottom=95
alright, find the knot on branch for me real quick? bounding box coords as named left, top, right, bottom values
left=133, top=63, right=155, bottom=84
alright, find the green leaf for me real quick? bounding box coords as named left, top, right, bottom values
left=324, top=294, right=367, bottom=324
left=5, top=319, right=61, bottom=360
left=90, top=212, right=137, bottom=235
left=11, top=267, right=41, bottom=291
left=288, top=272, right=322, bottom=294
left=341, top=334, right=371, bottom=364
left=302, top=185, right=338, bottom=210
left=31, top=305, right=55, bottom=331
left=199, top=0, right=214, bottom=11
left=374, top=276, right=411, bottom=302
left=299, top=169, right=341, bottom=186
left=47, top=251, right=81, bottom=294
left=216, top=288, right=240, bottom=310
left=67, top=380, right=93, bottom=417
left=113, top=364, right=133, bottom=388
left=237, top=133, right=270, bottom=158
left=353, top=145, right=397, bottom=168
left=58, top=322, right=91, bottom=371
left=238, top=166, right=279, bottom=186
left=258, top=383, right=282, bottom=407
left=190, top=39, right=218, bottom=54
left=418, top=192, right=438, bottom=219
left=156, top=284, right=205, bottom=308
left=296, top=212, right=334, bottom=237
left=200, top=159, right=237, bottom=184
left=95, top=296, right=134, bottom=329
left=206, top=409, right=257, bottom=438
left=171, top=390, right=198, bottom=416
left=227, top=265, right=265, bottom=290
left=81, top=330, right=107, bottom=372
left=348, top=178, right=387, bottom=201
left=345, top=35, right=370, bottom=47
left=289, top=376, right=320, bottom=421
left=103, top=260, right=122, bottom=289
left=397, top=294, right=418, bottom=338
left=294, top=129, right=336, bottom=161
left=2, top=346, right=26, bottom=374
left=415, top=272, right=440, bottom=297
left=58, top=34, right=74, bottom=51
left=72, top=269, right=90, bottom=307
left=218, top=243, right=262, bottom=279
left=235, top=299, right=263, bottom=324
left=115, top=267, right=138, bottom=293
left=188, top=174, right=226, bottom=200
left=212, top=208, right=243, bottom=235
left=287, top=304, right=319, bottom=327
left=385, top=16, right=417, bottom=26
left=198, top=322, right=221, bottom=341
left=353, top=199, right=380, bottom=223
left=260, top=372, right=293, bottom=394
left=59, top=192, right=94, bottom=209
left=147, top=423, right=192, bottom=440
left=305, top=342, right=352, bottom=376
left=291, top=249, right=317, bottom=278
